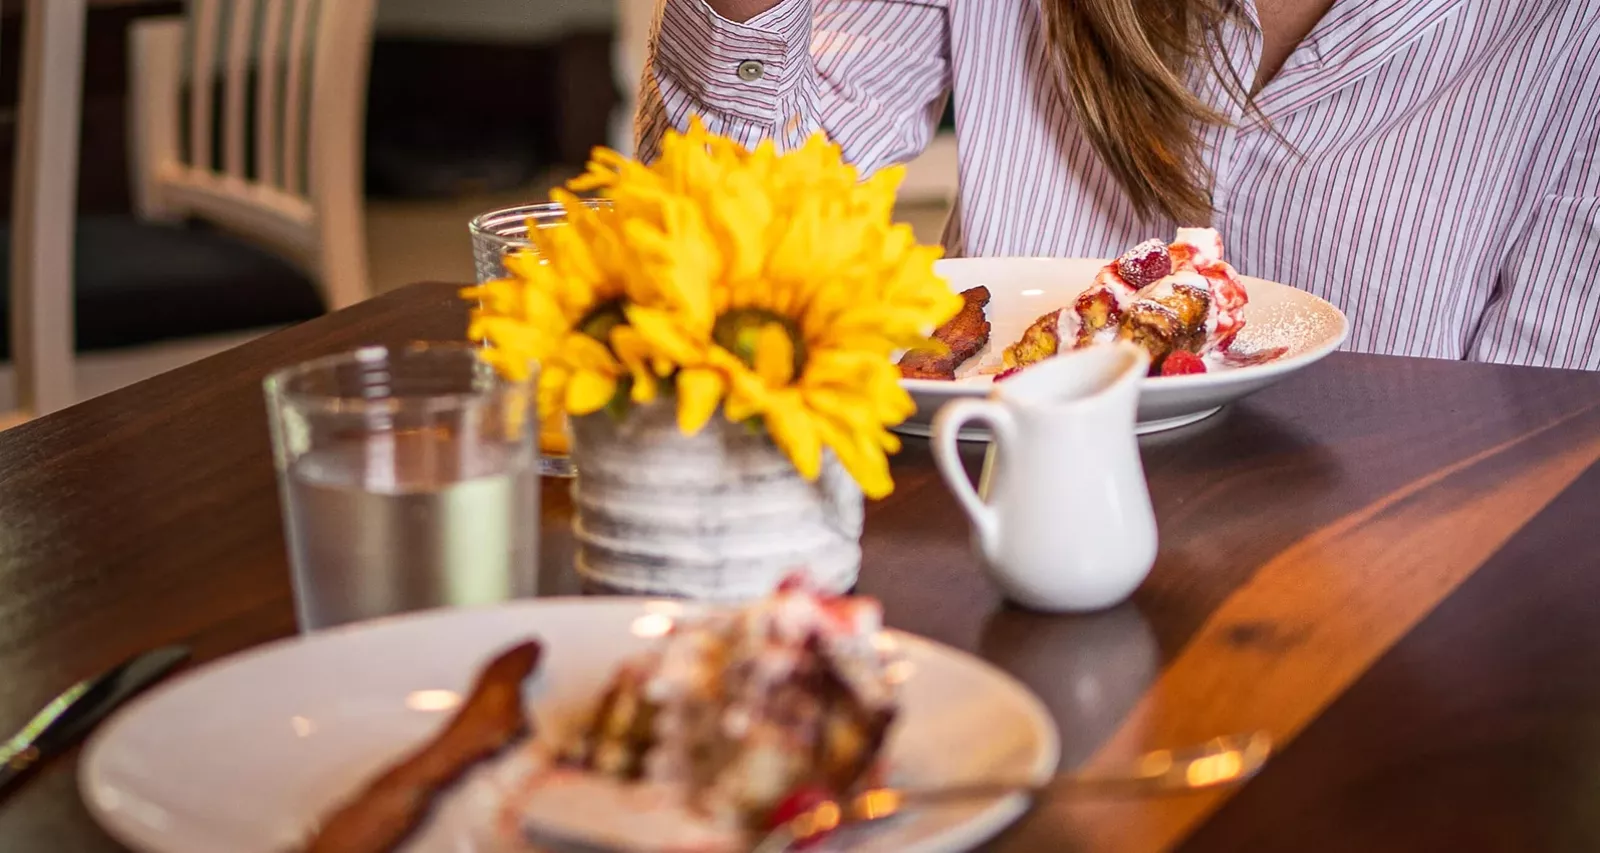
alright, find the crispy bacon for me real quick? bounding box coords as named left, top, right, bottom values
left=304, top=640, right=543, bottom=853
left=898, top=286, right=991, bottom=380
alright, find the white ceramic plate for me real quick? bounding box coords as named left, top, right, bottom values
left=81, top=600, right=1059, bottom=853
left=900, top=257, right=1348, bottom=439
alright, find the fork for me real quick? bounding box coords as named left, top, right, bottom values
left=750, top=730, right=1272, bottom=852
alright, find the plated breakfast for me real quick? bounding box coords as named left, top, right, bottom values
left=81, top=592, right=1058, bottom=853
left=500, top=580, right=897, bottom=851
left=900, top=228, right=1256, bottom=381
left=894, top=247, right=1349, bottom=438
left=309, top=578, right=897, bottom=852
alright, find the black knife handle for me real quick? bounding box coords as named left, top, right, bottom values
left=0, top=645, right=190, bottom=798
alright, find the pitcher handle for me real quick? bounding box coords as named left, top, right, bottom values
left=931, top=400, right=1016, bottom=550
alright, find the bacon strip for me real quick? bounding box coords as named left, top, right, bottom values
left=304, top=640, right=543, bottom=853
left=898, top=286, right=991, bottom=380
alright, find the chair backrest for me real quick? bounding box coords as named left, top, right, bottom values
left=128, top=0, right=376, bottom=310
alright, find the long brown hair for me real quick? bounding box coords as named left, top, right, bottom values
left=1042, top=0, right=1246, bottom=224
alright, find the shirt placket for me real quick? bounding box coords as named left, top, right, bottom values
left=1249, top=0, right=1467, bottom=124
left=1209, top=7, right=1265, bottom=223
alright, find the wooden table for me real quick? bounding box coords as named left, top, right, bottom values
left=0, top=282, right=1596, bottom=851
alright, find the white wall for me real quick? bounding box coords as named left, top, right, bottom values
left=376, top=0, right=617, bottom=42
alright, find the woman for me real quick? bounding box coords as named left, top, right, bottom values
left=636, top=0, right=1599, bottom=369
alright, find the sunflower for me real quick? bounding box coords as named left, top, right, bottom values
left=462, top=201, right=666, bottom=419
left=465, top=118, right=960, bottom=498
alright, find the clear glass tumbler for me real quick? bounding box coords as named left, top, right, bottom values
left=264, top=343, right=540, bottom=632
left=469, top=200, right=611, bottom=478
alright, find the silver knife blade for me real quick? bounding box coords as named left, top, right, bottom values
left=0, top=645, right=190, bottom=794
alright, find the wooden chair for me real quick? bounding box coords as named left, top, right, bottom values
left=129, top=0, right=377, bottom=312
left=9, top=0, right=91, bottom=418
left=4, top=0, right=376, bottom=422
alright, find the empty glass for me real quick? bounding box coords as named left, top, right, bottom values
left=469, top=200, right=611, bottom=478
left=264, top=343, right=539, bottom=632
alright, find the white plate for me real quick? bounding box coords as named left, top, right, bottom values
left=81, top=600, right=1060, bottom=853
left=900, top=258, right=1348, bottom=439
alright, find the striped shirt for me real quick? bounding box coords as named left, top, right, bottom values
left=638, top=0, right=1600, bottom=370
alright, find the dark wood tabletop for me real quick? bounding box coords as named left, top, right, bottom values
left=0, top=282, right=1596, bottom=852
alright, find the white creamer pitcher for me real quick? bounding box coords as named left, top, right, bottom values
left=932, top=342, right=1158, bottom=612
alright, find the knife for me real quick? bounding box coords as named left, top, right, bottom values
left=0, top=645, right=190, bottom=795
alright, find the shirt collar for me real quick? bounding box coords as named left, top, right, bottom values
left=1240, top=0, right=1471, bottom=121
left=1301, top=0, right=1470, bottom=68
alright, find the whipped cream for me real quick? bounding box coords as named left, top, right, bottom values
left=1055, top=306, right=1083, bottom=347
left=1173, top=227, right=1225, bottom=266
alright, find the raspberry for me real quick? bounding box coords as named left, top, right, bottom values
left=1116, top=239, right=1173, bottom=289
left=776, top=573, right=811, bottom=593
left=1159, top=350, right=1207, bottom=376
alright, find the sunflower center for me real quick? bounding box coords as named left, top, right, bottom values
left=713, top=309, right=807, bottom=382
left=577, top=300, right=627, bottom=343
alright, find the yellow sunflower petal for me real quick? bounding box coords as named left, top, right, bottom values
left=611, top=326, right=660, bottom=405
left=626, top=305, right=707, bottom=365
left=566, top=370, right=618, bottom=415
left=630, top=376, right=658, bottom=404
left=764, top=395, right=822, bottom=481
left=724, top=392, right=763, bottom=423
left=474, top=347, right=534, bottom=383
left=562, top=333, right=622, bottom=372
left=676, top=368, right=726, bottom=435
left=752, top=322, right=796, bottom=387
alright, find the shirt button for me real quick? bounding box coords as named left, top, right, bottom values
left=736, top=60, right=766, bottom=82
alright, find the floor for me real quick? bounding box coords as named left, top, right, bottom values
left=0, top=185, right=952, bottom=419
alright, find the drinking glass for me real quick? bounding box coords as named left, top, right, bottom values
left=470, top=200, right=610, bottom=478
left=264, top=343, right=539, bottom=632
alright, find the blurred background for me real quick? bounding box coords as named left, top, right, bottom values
left=0, top=0, right=955, bottom=419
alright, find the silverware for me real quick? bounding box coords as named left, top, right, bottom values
left=0, top=645, right=190, bottom=795
left=753, top=730, right=1272, bottom=852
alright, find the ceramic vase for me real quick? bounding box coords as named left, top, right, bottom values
left=568, top=403, right=863, bottom=600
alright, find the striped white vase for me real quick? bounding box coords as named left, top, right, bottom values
left=568, top=403, right=863, bottom=601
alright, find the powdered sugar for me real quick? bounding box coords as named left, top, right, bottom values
left=1228, top=298, right=1340, bottom=356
